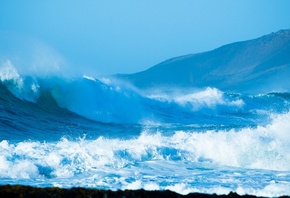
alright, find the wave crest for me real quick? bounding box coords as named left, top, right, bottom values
left=0, top=60, right=40, bottom=102
left=1, top=60, right=290, bottom=125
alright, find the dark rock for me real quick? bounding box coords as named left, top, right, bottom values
left=0, top=185, right=289, bottom=198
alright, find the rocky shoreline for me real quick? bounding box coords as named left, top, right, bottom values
left=0, top=185, right=289, bottom=198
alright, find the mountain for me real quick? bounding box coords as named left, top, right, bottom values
left=116, top=29, right=290, bottom=93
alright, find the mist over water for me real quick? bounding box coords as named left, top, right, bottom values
left=1, top=30, right=290, bottom=198
left=0, top=0, right=290, bottom=194
left=1, top=57, right=290, bottom=197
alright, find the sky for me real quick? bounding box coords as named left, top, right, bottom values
left=0, top=0, right=290, bottom=76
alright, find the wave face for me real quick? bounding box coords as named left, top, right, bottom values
left=1, top=61, right=290, bottom=197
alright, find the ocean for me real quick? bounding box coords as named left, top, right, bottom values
left=1, top=61, right=290, bottom=197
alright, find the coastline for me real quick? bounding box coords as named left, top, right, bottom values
left=0, top=185, right=289, bottom=198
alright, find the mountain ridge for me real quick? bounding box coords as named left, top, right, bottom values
left=116, top=29, right=290, bottom=93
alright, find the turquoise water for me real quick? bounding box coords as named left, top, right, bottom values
left=1, top=62, right=290, bottom=197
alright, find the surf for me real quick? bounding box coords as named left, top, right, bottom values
left=1, top=59, right=290, bottom=197
left=1, top=60, right=290, bottom=126
left=1, top=110, right=290, bottom=196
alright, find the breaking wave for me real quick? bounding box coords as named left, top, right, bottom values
left=1, top=111, right=290, bottom=196
left=1, top=60, right=290, bottom=197
left=1, top=60, right=289, bottom=125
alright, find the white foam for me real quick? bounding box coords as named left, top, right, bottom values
left=0, top=60, right=23, bottom=86
left=83, top=75, right=96, bottom=82
left=11, top=160, right=39, bottom=179
left=0, top=60, right=40, bottom=102
left=1, top=112, right=290, bottom=196
left=0, top=156, right=9, bottom=170
left=148, top=87, right=244, bottom=111
left=143, top=182, right=160, bottom=191
left=165, top=183, right=193, bottom=195
left=170, top=112, right=290, bottom=171
left=123, top=180, right=142, bottom=190
left=1, top=111, right=290, bottom=180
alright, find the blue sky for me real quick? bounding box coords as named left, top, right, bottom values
left=0, top=0, right=290, bottom=75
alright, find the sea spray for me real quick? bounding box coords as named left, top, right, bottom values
left=1, top=60, right=290, bottom=196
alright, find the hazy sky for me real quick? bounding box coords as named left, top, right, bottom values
left=1, top=0, right=290, bottom=75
